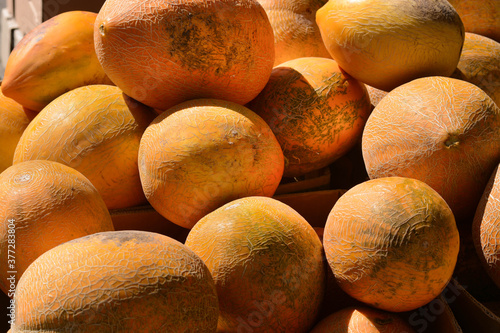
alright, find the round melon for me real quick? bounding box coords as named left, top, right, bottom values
left=138, top=99, right=284, bottom=229
left=9, top=230, right=219, bottom=332
left=185, top=196, right=325, bottom=332
left=316, top=0, right=465, bottom=91
left=324, top=177, right=460, bottom=312
left=247, top=57, right=371, bottom=177
left=362, top=76, right=500, bottom=223
left=365, top=84, right=388, bottom=110
left=447, top=0, right=500, bottom=43
left=0, top=160, right=114, bottom=296
left=0, top=87, right=30, bottom=173
left=452, top=32, right=500, bottom=107
left=13, top=85, right=157, bottom=210
left=473, top=164, right=500, bottom=288
left=94, top=0, right=275, bottom=111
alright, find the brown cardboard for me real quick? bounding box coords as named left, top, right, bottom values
left=275, top=167, right=332, bottom=195
left=453, top=220, right=500, bottom=302
left=402, top=292, right=463, bottom=333
left=14, top=0, right=105, bottom=35
left=110, top=205, right=190, bottom=244
left=428, top=295, right=463, bottom=333
left=446, top=278, right=500, bottom=332
left=484, top=301, right=500, bottom=317
left=274, top=189, right=346, bottom=228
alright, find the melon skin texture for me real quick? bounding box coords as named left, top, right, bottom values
left=257, top=0, right=332, bottom=66
left=13, top=85, right=157, bottom=210
left=10, top=230, right=219, bottom=333
left=247, top=57, right=371, bottom=177
left=473, top=164, right=500, bottom=288
left=0, top=160, right=114, bottom=296
left=323, top=177, right=460, bottom=312
left=0, top=88, right=30, bottom=173
left=452, top=32, right=500, bottom=108
left=447, top=0, right=500, bottom=43
left=1, top=11, right=113, bottom=112
left=362, top=76, right=500, bottom=223
left=316, top=0, right=465, bottom=91
left=95, top=0, right=275, bottom=111
left=185, top=196, right=325, bottom=332
left=138, top=99, right=285, bottom=229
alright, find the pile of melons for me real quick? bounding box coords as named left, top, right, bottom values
left=0, top=0, right=499, bottom=332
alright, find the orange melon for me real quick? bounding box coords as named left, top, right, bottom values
left=185, top=196, right=325, bottom=332
left=0, top=87, right=30, bottom=173
left=1, top=11, right=113, bottom=112
left=472, top=164, right=500, bottom=288
left=447, top=0, right=500, bottom=43
left=323, top=177, right=460, bottom=312
left=452, top=32, right=500, bottom=107
left=316, top=0, right=465, bottom=91
left=138, top=99, right=284, bottom=229
left=0, top=160, right=114, bottom=296
left=247, top=57, right=371, bottom=177
left=257, top=0, right=332, bottom=66
left=362, top=76, right=500, bottom=223
left=311, top=306, right=416, bottom=333
left=13, top=85, right=157, bottom=210
left=94, top=0, right=275, bottom=111
left=365, top=84, right=389, bottom=110
left=10, top=230, right=219, bottom=332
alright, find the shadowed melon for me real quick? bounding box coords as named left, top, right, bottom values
left=473, top=164, right=500, bottom=288
left=247, top=57, right=371, bottom=177
left=323, top=177, right=460, bottom=312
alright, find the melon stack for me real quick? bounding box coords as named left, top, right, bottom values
left=0, top=0, right=499, bottom=332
